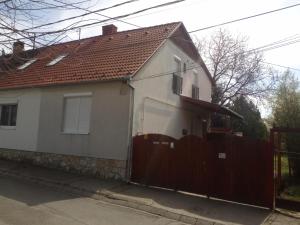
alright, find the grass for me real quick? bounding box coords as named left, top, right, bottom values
left=281, top=185, right=300, bottom=202
left=281, top=156, right=290, bottom=178
left=279, top=156, right=300, bottom=202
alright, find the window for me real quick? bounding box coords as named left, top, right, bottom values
left=17, top=58, right=37, bottom=70
left=172, top=73, right=183, bottom=95
left=174, top=56, right=182, bottom=76
left=192, top=85, right=199, bottom=99
left=0, top=104, right=18, bottom=126
left=62, top=93, right=92, bottom=134
left=183, top=62, right=187, bottom=73
left=47, top=54, right=68, bottom=66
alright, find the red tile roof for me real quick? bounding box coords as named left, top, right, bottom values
left=0, top=22, right=181, bottom=90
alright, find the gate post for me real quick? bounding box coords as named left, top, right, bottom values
left=269, top=128, right=275, bottom=210
left=277, top=133, right=282, bottom=196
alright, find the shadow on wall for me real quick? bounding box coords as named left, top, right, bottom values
left=135, top=97, right=200, bottom=138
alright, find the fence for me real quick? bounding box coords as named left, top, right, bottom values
left=271, top=127, right=300, bottom=211
left=131, top=133, right=274, bottom=208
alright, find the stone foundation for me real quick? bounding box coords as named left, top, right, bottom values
left=0, top=149, right=127, bottom=180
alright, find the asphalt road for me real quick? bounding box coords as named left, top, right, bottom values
left=0, top=175, right=185, bottom=225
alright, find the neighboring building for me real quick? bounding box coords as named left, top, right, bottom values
left=0, top=22, right=240, bottom=180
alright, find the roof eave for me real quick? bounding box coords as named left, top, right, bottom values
left=0, top=75, right=131, bottom=92
left=180, top=95, right=243, bottom=120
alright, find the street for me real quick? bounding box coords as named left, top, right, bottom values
left=0, top=175, right=185, bottom=225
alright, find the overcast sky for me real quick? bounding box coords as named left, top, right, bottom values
left=35, top=0, right=300, bottom=117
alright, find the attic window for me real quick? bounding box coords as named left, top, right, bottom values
left=17, top=58, right=37, bottom=70
left=47, top=54, right=68, bottom=66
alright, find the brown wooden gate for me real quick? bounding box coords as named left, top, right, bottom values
left=131, top=134, right=274, bottom=209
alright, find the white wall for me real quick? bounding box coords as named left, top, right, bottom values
left=37, top=82, right=132, bottom=160
left=131, top=40, right=212, bottom=138
left=0, top=88, right=41, bottom=151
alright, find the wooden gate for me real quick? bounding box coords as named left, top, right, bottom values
left=131, top=134, right=274, bottom=209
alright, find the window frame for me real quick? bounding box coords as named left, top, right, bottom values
left=174, top=55, right=182, bottom=76
left=172, top=73, right=183, bottom=95
left=47, top=54, right=68, bottom=66
left=183, top=62, right=187, bottom=73
left=192, top=85, right=200, bottom=100
left=0, top=103, right=18, bottom=129
left=17, top=58, right=37, bottom=70
left=62, top=92, right=92, bottom=135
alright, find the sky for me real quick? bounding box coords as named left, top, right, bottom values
left=57, top=0, right=300, bottom=72
left=30, top=0, right=300, bottom=117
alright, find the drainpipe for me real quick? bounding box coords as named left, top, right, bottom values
left=125, top=80, right=135, bottom=182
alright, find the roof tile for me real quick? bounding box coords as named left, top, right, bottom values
left=0, top=22, right=180, bottom=90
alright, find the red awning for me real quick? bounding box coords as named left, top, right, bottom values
left=181, top=96, right=243, bottom=119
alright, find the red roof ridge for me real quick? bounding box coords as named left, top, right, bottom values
left=34, top=21, right=183, bottom=50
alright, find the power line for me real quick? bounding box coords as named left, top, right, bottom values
left=54, top=0, right=141, bottom=28
left=18, top=0, right=185, bottom=35
left=249, top=34, right=300, bottom=53
left=254, top=39, right=300, bottom=52
left=5, top=1, right=300, bottom=48
left=3, top=0, right=89, bottom=11
left=33, top=2, right=300, bottom=49
left=188, top=3, right=300, bottom=34
left=1, top=0, right=186, bottom=47
left=1, top=0, right=146, bottom=49
left=24, top=0, right=142, bottom=31
left=262, top=62, right=300, bottom=73
left=27, top=2, right=300, bottom=36
left=42, top=2, right=300, bottom=36
left=2, top=1, right=300, bottom=77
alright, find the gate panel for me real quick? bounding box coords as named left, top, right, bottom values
left=131, top=134, right=177, bottom=189
left=207, top=134, right=234, bottom=200
left=175, top=135, right=208, bottom=195
left=131, top=134, right=274, bottom=208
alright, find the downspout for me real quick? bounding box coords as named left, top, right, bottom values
left=125, top=80, right=135, bottom=182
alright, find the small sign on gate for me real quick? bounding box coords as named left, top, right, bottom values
left=170, top=142, right=174, bottom=149
left=218, top=153, right=226, bottom=159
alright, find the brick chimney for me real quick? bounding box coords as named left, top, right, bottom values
left=13, top=41, right=24, bottom=55
left=102, top=24, right=118, bottom=35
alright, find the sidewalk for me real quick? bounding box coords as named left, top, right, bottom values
left=0, top=159, right=294, bottom=225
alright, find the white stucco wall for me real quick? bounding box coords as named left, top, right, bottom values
left=36, top=82, right=132, bottom=160
left=0, top=88, right=41, bottom=151
left=131, top=40, right=212, bottom=138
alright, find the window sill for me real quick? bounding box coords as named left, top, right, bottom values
left=0, top=126, right=16, bottom=130
left=61, top=131, right=90, bottom=135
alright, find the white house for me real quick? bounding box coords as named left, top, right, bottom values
left=0, top=22, right=239, bottom=180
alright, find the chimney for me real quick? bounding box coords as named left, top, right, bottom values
left=13, top=41, right=24, bottom=55
left=102, top=24, right=118, bottom=36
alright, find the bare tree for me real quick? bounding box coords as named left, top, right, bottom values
left=0, top=0, right=90, bottom=51
left=197, top=29, right=276, bottom=105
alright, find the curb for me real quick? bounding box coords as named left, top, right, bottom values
left=275, top=208, right=300, bottom=219
left=0, top=168, right=222, bottom=225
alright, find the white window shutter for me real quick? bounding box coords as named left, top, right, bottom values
left=77, top=96, right=91, bottom=133
left=63, top=97, right=80, bottom=133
